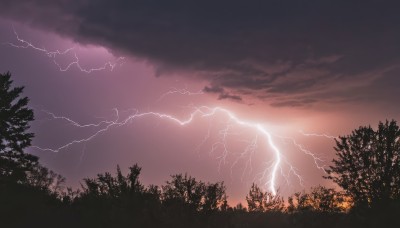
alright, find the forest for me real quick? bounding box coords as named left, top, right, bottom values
left=1, top=71, right=400, bottom=228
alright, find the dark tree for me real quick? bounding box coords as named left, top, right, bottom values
left=162, top=173, right=205, bottom=211
left=0, top=72, right=36, bottom=183
left=0, top=72, right=34, bottom=152
left=162, top=173, right=227, bottom=213
left=81, top=164, right=144, bottom=198
left=0, top=72, right=71, bottom=228
left=325, top=120, right=400, bottom=205
left=287, top=191, right=312, bottom=213
left=246, top=183, right=284, bottom=212
left=246, top=183, right=265, bottom=212
left=287, top=186, right=346, bottom=213
left=76, top=164, right=165, bottom=227
left=308, top=186, right=346, bottom=213
left=27, top=164, right=66, bottom=196
left=202, top=181, right=226, bottom=212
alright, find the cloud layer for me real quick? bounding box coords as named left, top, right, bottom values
left=2, top=0, right=400, bottom=107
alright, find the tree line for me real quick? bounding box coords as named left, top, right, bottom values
left=1, top=72, right=400, bottom=227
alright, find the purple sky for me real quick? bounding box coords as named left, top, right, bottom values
left=1, top=1, right=400, bottom=204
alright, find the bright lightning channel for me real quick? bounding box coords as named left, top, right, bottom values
left=4, top=26, right=125, bottom=73
left=4, top=26, right=331, bottom=196
left=299, top=130, right=337, bottom=139
left=157, top=87, right=204, bottom=101
left=35, top=107, right=294, bottom=195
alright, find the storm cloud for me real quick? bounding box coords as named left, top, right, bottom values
left=1, top=0, right=400, bottom=107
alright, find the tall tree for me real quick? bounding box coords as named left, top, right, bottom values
left=162, top=173, right=205, bottom=211
left=202, top=182, right=226, bottom=212
left=325, top=120, right=400, bottom=205
left=246, top=183, right=284, bottom=212
left=0, top=72, right=36, bottom=183
left=246, top=183, right=265, bottom=212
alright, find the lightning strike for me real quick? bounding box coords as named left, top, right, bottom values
left=274, top=133, right=328, bottom=177
left=289, top=138, right=327, bottom=173
left=157, top=87, right=204, bottom=101
left=4, top=26, right=125, bottom=73
left=299, top=130, right=337, bottom=139
left=230, top=136, right=258, bottom=182
left=33, top=106, right=295, bottom=195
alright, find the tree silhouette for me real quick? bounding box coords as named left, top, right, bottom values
left=203, top=182, right=227, bottom=212
left=0, top=72, right=36, bottom=183
left=246, top=183, right=265, bottom=212
left=76, top=164, right=166, bottom=227
left=246, top=183, right=284, bottom=212
left=162, top=173, right=205, bottom=211
left=308, top=186, right=345, bottom=213
left=162, top=173, right=227, bottom=213
left=325, top=120, right=400, bottom=205
left=287, top=191, right=312, bottom=212
left=81, top=164, right=144, bottom=198
left=0, top=72, right=71, bottom=228
left=27, top=164, right=66, bottom=196
left=287, top=186, right=346, bottom=213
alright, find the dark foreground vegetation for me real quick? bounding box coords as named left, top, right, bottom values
left=1, top=72, right=400, bottom=228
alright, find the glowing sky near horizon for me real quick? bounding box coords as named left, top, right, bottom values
left=1, top=1, right=400, bottom=204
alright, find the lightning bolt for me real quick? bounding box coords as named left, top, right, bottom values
left=299, top=130, right=337, bottom=139
left=4, top=26, right=125, bottom=73
left=157, top=87, right=204, bottom=101
left=33, top=106, right=297, bottom=195
left=294, top=130, right=337, bottom=174
left=286, top=137, right=327, bottom=173
left=13, top=27, right=328, bottom=196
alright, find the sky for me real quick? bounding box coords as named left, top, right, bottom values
left=1, top=0, right=400, bottom=204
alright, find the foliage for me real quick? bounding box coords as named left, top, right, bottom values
left=0, top=72, right=36, bottom=183
left=162, top=173, right=205, bottom=211
left=74, top=164, right=164, bottom=227
left=203, top=182, right=227, bottom=212
left=287, top=186, right=347, bottom=213
left=325, top=120, right=400, bottom=205
left=287, top=191, right=312, bottom=212
left=308, top=186, right=346, bottom=212
left=0, top=71, right=34, bottom=152
left=162, top=173, right=227, bottom=212
left=81, top=164, right=144, bottom=198
left=27, top=164, right=66, bottom=196
left=246, top=183, right=284, bottom=212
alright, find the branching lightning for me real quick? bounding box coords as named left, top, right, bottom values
left=32, top=106, right=319, bottom=195
left=157, top=87, right=204, bottom=101
left=10, top=26, right=330, bottom=196
left=4, top=26, right=125, bottom=73
left=286, top=137, right=327, bottom=173
left=299, top=130, right=337, bottom=139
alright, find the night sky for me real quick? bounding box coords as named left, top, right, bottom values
left=1, top=0, right=400, bottom=204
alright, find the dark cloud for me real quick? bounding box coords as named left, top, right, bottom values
left=270, top=98, right=317, bottom=108
left=218, top=93, right=242, bottom=101
left=1, top=0, right=400, bottom=107
left=203, top=85, right=242, bottom=102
